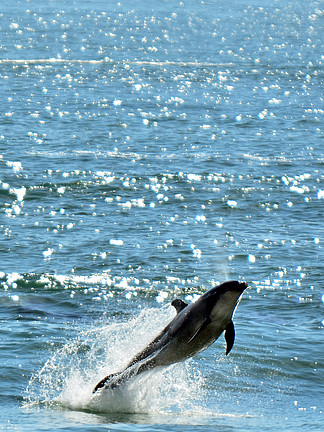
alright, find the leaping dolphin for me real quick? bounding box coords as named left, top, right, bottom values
left=93, top=280, right=247, bottom=393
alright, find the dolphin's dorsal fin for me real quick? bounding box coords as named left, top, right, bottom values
left=188, top=316, right=211, bottom=344
left=171, top=299, right=188, bottom=314
left=225, top=320, right=235, bottom=355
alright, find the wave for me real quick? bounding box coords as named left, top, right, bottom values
left=0, top=58, right=105, bottom=65
left=0, top=58, right=234, bottom=68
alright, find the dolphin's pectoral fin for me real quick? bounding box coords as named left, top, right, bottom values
left=171, top=299, right=188, bottom=314
left=188, top=317, right=211, bottom=344
left=225, top=320, right=235, bottom=355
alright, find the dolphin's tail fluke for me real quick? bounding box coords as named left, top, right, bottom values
left=92, top=371, right=124, bottom=393
left=93, top=355, right=157, bottom=393
left=93, top=358, right=154, bottom=393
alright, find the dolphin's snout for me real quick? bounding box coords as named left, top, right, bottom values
left=236, top=281, right=248, bottom=294
left=226, top=280, right=248, bottom=292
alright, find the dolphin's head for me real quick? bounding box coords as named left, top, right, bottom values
left=214, top=280, right=247, bottom=295
left=205, top=280, right=247, bottom=299
left=206, top=280, right=247, bottom=322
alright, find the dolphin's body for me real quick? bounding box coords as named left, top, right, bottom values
left=93, top=280, right=247, bottom=393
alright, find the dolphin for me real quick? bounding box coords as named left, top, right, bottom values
left=93, top=280, right=247, bottom=393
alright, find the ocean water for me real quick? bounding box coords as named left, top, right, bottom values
left=1, top=0, right=323, bottom=430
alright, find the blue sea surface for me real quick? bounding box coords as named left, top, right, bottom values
left=0, top=0, right=323, bottom=430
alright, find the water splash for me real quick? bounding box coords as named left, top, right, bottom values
left=24, top=307, right=205, bottom=415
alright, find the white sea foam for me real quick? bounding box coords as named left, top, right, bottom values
left=227, top=200, right=238, bottom=208
left=109, top=239, right=124, bottom=246
left=24, top=307, right=205, bottom=415
left=12, top=186, right=26, bottom=202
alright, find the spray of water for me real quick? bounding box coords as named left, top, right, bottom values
left=24, top=306, right=206, bottom=415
